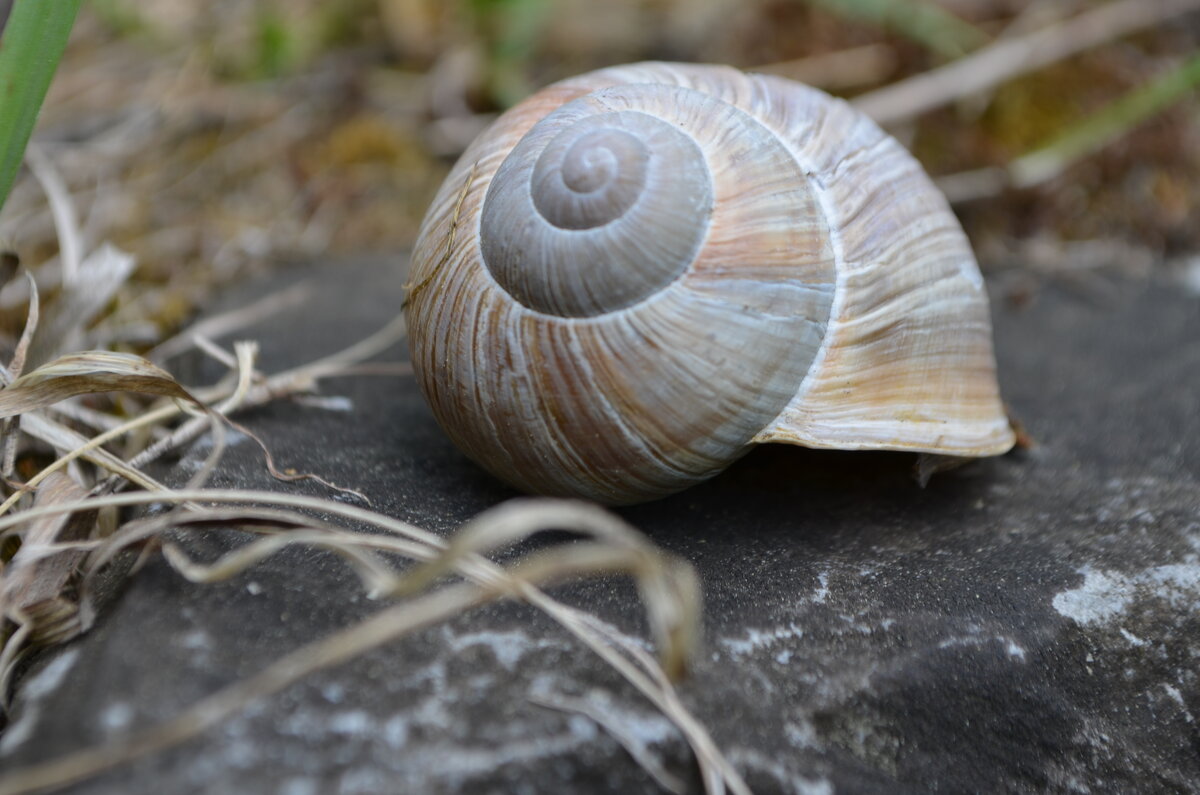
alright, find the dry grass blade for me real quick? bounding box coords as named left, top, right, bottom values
left=73, top=509, right=431, bottom=624
left=526, top=599, right=751, bottom=795
left=23, top=145, right=81, bottom=287
left=0, top=491, right=713, bottom=794
left=1008, top=50, right=1200, bottom=187
left=24, top=243, right=135, bottom=369
left=121, top=341, right=259, bottom=476
left=0, top=264, right=737, bottom=792
left=0, top=473, right=93, bottom=704
left=0, top=473, right=91, bottom=620
left=0, top=491, right=697, bottom=675
left=129, top=338, right=367, bottom=502
left=753, top=43, right=897, bottom=91
left=3, top=310, right=401, bottom=520
left=938, top=50, right=1200, bottom=203
left=0, top=350, right=196, bottom=419
left=147, top=281, right=314, bottom=364
left=15, top=413, right=169, bottom=495
left=0, top=579, right=495, bottom=795
left=219, top=415, right=372, bottom=503
left=5, top=273, right=38, bottom=384
left=294, top=312, right=408, bottom=383
left=394, top=499, right=657, bottom=588
left=43, top=400, right=138, bottom=435
left=0, top=488, right=739, bottom=795
left=2, top=273, right=38, bottom=477
left=394, top=499, right=700, bottom=680
left=852, top=0, right=1200, bottom=125
left=0, top=253, right=16, bottom=294
left=0, top=344, right=232, bottom=544
left=161, top=529, right=402, bottom=598
left=501, top=543, right=699, bottom=681
left=532, top=692, right=687, bottom=794
left=145, top=311, right=406, bottom=455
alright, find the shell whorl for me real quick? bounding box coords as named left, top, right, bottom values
left=406, top=62, right=1015, bottom=504
left=481, top=96, right=716, bottom=317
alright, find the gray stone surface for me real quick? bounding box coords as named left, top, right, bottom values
left=3, top=256, right=1199, bottom=794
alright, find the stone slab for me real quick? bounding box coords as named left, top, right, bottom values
left=3, top=257, right=1198, bottom=794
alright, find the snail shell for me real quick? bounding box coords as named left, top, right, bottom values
left=406, top=62, right=1015, bottom=505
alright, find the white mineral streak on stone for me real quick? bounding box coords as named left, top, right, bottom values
left=0, top=649, right=81, bottom=756
left=936, top=634, right=1026, bottom=661
left=444, top=628, right=561, bottom=670
left=100, top=702, right=134, bottom=731
left=1119, top=628, right=1147, bottom=647
left=383, top=715, right=410, bottom=748
left=583, top=691, right=678, bottom=747
left=607, top=709, right=675, bottom=748
left=411, top=690, right=453, bottom=728
left=280, top=779, right=319, bottom=795
left=279, top=705, right=357, bottom=738
left=297, top=395, right=355, bottom=412
left=784, top=719, right=821, bottom=749
left=720, top=623, right=805, bottom=658
left=177, top=696, right=606, bottom=792
left=339, top=766, right=392, bottom=793
left=277, top=705, right=403, bottom=744
left=180, top=628, right=209, bottom=648
left=1162, top=684, right=1195, bottom=722
left=328, top=710, right=372, bottom=734
left=397, top=657, right=447, bottom=693
left=730, top=747, right=834, bottom=795
left=835, top=614, right=878, bottom=635
left=811, top=570, right=830, bottom=604
left=1182, top=255, right=1200, bottom=296
left=179, top=628, right=212, bottom=665
left=527, top=678, right=680, bottom=754
left=393, top=723, right=597, bottom=788
left=1053, top=564, right=1200, bottom=626
left=1053, top=569, right=1131, bottom=624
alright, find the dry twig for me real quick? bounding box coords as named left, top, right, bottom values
left=852, top=0, right=1200, bottom=124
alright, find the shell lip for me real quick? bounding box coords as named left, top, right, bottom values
left=754, top=418, right=1018, bottom=457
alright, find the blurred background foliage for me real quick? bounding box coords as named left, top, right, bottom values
left=1, top=0, right=1198, bottom=349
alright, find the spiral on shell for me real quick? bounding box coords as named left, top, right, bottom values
left=406, top=62, right=1014, bottom=504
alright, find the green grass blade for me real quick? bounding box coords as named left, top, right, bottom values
left=1012, top=51, right=1200, bottom=187
left=0, top=0, right=83, bottom=214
